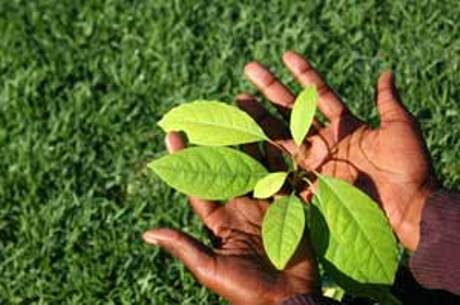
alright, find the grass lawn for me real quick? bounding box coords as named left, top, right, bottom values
left=0, top=0, right=459, bottom=304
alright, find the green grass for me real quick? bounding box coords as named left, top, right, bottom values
left=0, top=0, right=459, bottom=304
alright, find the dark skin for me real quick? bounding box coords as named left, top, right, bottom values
left=242, top=51, right=438, bottom=251
left=144, top=132, right=318, bottom=305
left=144, top=51, right=438, bottom=303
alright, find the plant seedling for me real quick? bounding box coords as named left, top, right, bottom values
left=148, top=86, right=400, bottom=303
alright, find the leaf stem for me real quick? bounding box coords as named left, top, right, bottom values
left=311, top=169, right=320, bottom=177
left=268, top=139, right=290, bottom=156
left=292, top=157, right=298, bottom=172
left=302, top=177, right=314, bottom=189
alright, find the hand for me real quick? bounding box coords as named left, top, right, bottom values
left=241, top=51, right=438, bottom=251
left=143, top=132, right=319, bottom=305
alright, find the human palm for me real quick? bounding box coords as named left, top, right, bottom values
left=241, top=51, right=437, bottom=251
left=315, top=115, right=436, bottom=251
left=144, top=132, right=318, bottom=305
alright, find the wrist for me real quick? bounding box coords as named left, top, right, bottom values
left=409, top=189, right=460, bottom=294
left=398, top=183, right=439, bottom=251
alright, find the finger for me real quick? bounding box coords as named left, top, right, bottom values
left=282, top=51, right=349, bottom=122
left=244, top=61, right=295, bottom=116
left=144, top=229, right=215, bottom=282
left=265, top=142, right=288, bottom=171
left=237, top=94, right=288, bottom=170
left=188, top=197, right=220, bottom=227
left=236, top=94, right=269, bottom=163
left=245, top=61, right=321, bottom=139
left=165, top=132, right=186, bottom=153
left=237, top=93, right=322, bottom=168
left=376, top=71, right=411, bottom=124
left=165, top=132, right=221, bottom=226
left=236, top=93, right=289, bottom=140
left=241, top=143, right=264, bottom=164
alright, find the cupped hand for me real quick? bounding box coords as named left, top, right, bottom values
left=241, top=51, right=438, bottom=251
left=143, top=132, right=318, bottom=305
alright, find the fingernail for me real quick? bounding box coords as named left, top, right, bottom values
left=245, top=61, right=266, bottom=78
left=165, top=132, right=186, bottom=153
left=165, top=133, right=176, bottom=153
left=236, top=93, right=256, bottom=103
left=143, top=232, right=159, bottom=245
left=165, top=137, right=173, bottom=153
left=282, top=50, right=296, bottom=61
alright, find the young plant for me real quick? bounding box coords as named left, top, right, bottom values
left=148, top=87, right=399, bottom=303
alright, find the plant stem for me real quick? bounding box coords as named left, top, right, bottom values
left=292, top=157, right=298, bottom=171
left=267, top=139, right=290, bottom=156
left=302, top=177, right=314, bottom=189
left=267, top=139, right=299, bottom=173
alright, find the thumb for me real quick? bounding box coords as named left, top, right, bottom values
left=376, top=71, right=410, bottom=124
left=143, top=228, right=215, bottom=282
left=165, top=132, right=187, bottom=153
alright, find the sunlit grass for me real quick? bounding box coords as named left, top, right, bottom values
left=0, top=1, right=458, bottom=304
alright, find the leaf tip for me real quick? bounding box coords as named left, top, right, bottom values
left=290, top=85, right=319, bottom=147
left=273, top=261, right=286, bottom=270
left=292, top=135, right=303, bottom=146
left=147, top=159, right=159, bottom=172
left=253, top=172, right=288, bottom=199
left=157, top=116, right=167, bottom=130
left=253, top=190, right=268, bottom=199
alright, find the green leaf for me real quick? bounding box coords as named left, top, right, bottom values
left=290, top=86, right=318, bottom=146
left=310, top=175, right=398, bottom=299
left=148, top=147, right=268, bottom=200
left=381, top=294, right=402, bottom=305
left=253, top=172, right=288, bottom=199
left=158, top=101, right=268, bottom=146
left=322, top=286, right=345, bottom=301
left=262, top=195, right=305, bottom=270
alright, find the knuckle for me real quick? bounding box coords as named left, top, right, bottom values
left=261, top=75, right=278, bottom=92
